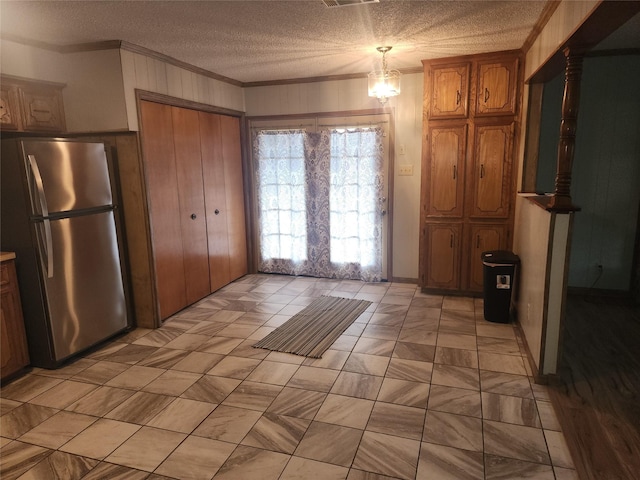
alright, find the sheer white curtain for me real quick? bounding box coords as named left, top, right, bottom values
left=253, top=127, right=384, bottom=281
left=255, top=130, right=308, bottom=275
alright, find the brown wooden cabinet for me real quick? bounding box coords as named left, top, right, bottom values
left=425, top=125, right=467, bottom=218
left=1, top=255, right=30, bottom=381
left=0, top=76, right=66, bottom=133
left=428, top=63, right=470, bottom=119
left=140, top=100, right=247, bottom=321
left=475, top=58, right=519, bottom=116
left=420, top=51, right=521, bottom=293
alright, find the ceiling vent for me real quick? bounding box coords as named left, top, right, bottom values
left=322, top=0, right=379, bottom=7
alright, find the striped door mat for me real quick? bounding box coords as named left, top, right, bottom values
left=252, top=295, right=372, bottom=358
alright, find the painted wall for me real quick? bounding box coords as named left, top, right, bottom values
left=536, top=55, right=640, bottom=291
left=0, top=40, right=128, bottom=132
left=244, top=73, right=424, bottom=280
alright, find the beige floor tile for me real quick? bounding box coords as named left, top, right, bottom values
left=245, top=361, right=299, bottom=386
left=105, top=344, right=158, bottom=364
left=330, top=372, right=383, bottom=400
left=229, top=340, right=271, bottom=359
left=343, top=353, right=390, bottom=376
left=428, top=385, right=482, bottom=418
left=386, top=358, right=433, bottom=383
left=286, top=366, right=340, bottom=392
left=294, top=421, right=363, bottom=467
left=28, top=380, right=97, bottom=409
left=377, top=377, right=430, bottom=408
left=0, top=375, right=63, bottom=403
left=241, top=412, right=310, bottom=454
left=481, top=392, right=541, bottom=427
left=331, top=335, right=360, bottom=352
left=105, top=365, right=165, bottom=390
left=366, top=402, right=425, bottom=440
left=59, top=418, right=140, bottom=459
left=221, top=380, right=282, bottom=411
left=536, top=400, right=562, bottom=431
left=193, top=405, right=262, bottom=442
left=64, top=385, right=136, bottom=417
left=442, top=296, right=475, bottom=312
left=483, top=420, right=550, bottom=465
left=477, top=336, right=522, bottom=356
left=0, top=403, right=58, bottom=439
left=267, top=387, right=327, bottom=419
left=132, top=328, right=183, bottom=347
left=197, top=336, right=245, bottom=355
left=181, top=375, right=241, bottom=403
left=213, top=445, right=290, bottom=480
left=16, top=450, right=98, bottom=479
left=171, top=351, right=224, bottom=373
left=393, top=342, right=436, bottom=362
left=146, top=397, right=217, bottom=433
left=78, top=462, right=149, bottom=480
left=18, top=411, right=96, bottom=449
left=315, top=394, right=374, bottom=429
left=142, top=370, right=202, bottom=396
left=544, top=430, right=575, bottom=469
left=105, top=426, right=186, bottom=472
left=280, top=456, right=348, bottom=480
left=206, top=355, right=261, bottom=379
left=155, top=435, right=235, bottom=480
left=417, top=442, right=484, bottom=480
left=302, top=350, right=350, bottom=370
left=479, top=371, right=533, bottom=398
left=431, top=364, right=480, bottom=390
left=265, top=351, right=306, bottom=365
left=353, top=430, right=420, bottom=480
left=484, top=454, right=555, bottom=480
left=423, top=410, right=483, bottom=452
left=352, top=338, right=396, bottom=357
left=478, top=352, right=527, bottom=375
left=434, top=347, right=479, bottom=368
left=136, top=348, right=191, bottom=369
left=70, top=361, right=132, bottom=385
left=104, top=391, right=174, bottom=425
left=436, top=333, right=477, bottom=351
left=0, top=440, right=52, bottom=479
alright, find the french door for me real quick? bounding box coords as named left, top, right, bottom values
left=252, top=115, right=390, bottom=282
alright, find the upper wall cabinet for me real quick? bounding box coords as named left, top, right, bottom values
left=428, top=63, right=470, bottom=119
left=475, top=58, right=519, bottom=116
left=0, top=76, right=66, bottom=133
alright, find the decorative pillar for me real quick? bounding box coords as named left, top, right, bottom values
left=548, top=47, right=584, bottom=211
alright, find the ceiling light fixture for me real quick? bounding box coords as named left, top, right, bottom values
left=368, top=46, right=401, bottom=105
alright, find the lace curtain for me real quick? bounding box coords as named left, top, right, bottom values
left=254, top=127, right=384, bottom=282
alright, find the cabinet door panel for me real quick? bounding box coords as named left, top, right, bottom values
left=470, top=123, right=513, bottom=218
left=468, top=224, right=507, bottom=292
left=18, top=85, right=66, bottom=132
left=430, top=64, right=470, bottom=119
left=220, top=115, right=248, bottom=281
left=0, top=85, right=21, bottom=131
left=140, top=101, right=186, bottom=319
left=1, top=262, right=30, bottom=380
left=424, top=224, right=461, bottom=289
left=427, top=126, right=467, bottom=217
left=171, top=106, right=210, bottom=304
left=200, top=112, right=232, bottom=292
left=476, top=58, right=518, bottom=116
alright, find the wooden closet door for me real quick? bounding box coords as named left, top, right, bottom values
left=171, top=106, right=210, bottom=304
left=140, top=101, right=186, bottom=319
left=220, top=115, right=248, bottom=280
left=199, top=112, right=231, bottom=291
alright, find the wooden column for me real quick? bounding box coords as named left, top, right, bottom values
left=548, top=47, right=584, bottom=211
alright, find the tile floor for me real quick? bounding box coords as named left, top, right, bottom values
left=0, top=274, right=578, bottom=479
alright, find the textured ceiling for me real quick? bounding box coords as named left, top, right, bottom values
left=2, top=0, right=550, bottom=83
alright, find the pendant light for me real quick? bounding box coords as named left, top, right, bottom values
left=368, top=46, right=401, bottom=105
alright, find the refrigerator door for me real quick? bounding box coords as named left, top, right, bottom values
left=36, top=210, right=128, bottom=361
left=22, top=139, right=113, bottom=215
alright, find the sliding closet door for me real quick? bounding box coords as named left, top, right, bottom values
left=140, top=101, right=186, bottom=319
left=171, top=106, right=210, bottom=304
left=220, top=115, right=248, bottom=280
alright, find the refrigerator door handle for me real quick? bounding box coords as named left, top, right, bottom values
left=28, top=155, right=54, bottom=278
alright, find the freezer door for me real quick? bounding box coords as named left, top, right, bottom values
left=22, top=139, right=113, bottom=215
left=37, top=210, right=127, bottom=361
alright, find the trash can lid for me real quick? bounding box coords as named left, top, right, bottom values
left=481, top=250, right=520, bottom=265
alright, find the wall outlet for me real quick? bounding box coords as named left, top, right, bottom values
left=399, top=164, right=413, bottom=176
left=399, top=144, right=406, bottom=155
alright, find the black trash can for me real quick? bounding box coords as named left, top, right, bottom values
left=481, top=250, right=520, bottom=323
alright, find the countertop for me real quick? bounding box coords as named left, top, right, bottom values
left=0, top=252, right=17, bottom=262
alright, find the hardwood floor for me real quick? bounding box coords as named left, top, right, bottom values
left=550, top=294, right=640, bottom=480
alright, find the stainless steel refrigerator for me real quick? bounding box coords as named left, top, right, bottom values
left=1, top=138, right=130, bottom=368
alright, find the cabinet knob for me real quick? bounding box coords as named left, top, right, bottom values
left=214, top=209, right=220, bottom=215
left=190, top=213, right=197, bottom=220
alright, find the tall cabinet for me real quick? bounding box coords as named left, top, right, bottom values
left=419, top=51, right=521, bottom=293
left=140, top=100, right=247, bottom=321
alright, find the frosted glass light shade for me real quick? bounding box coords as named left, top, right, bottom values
left=368, top=69, right=401, bottom=103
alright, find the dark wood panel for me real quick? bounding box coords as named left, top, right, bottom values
left=140, top=100, right=186, bottom=319
left=199, top=111, right=231, bottom=292
left=171, top=106, right=210, bottom=305
left=220, top=115, right=248, bottom=281
left=550, top=295, right=640, bottom=480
